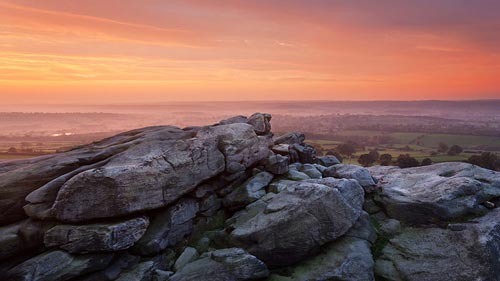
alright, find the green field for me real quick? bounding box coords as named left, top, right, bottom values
left=310, top=130, right=500, bottom=166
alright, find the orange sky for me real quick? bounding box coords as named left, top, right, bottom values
left=1, top=0, right=499, bottom=103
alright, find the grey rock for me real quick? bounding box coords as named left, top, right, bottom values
left=173, top=247, right=199, bottom=271
left=269, top=237, right=374, bottom=281
left=223, top=171, right=274, bottom=210
left=299, top=164, right=322, bottom=179
left=375, top=208, right=500, bottom=281
left=379, top=219, right=401, bottom=236
left=228, top=179, right=364, bottom=267
left=133, top=199, right=198, bottom=256
left=44, top=217, right=149, bottom=253
left=323, top=164, right=376, bottom=190
left=247, top=113, right=272, bottom=135
left=264, top=154, right=289, bottom=175
left=345, top=211, right=377, bottom=244
left=23, top=126, right=224, bottom=223
left=290, top=144, right=316, bottom=163
left=199, top=194, right=221, bottom=217
left=218, top=115, right=248, bottom=125
left=283, top=169, right=310, bottom=181
left=274, top=132, right=305, bottom=145
left=169, top=248, right=268, bottom=281
left=317, top=155, right=341, bottom=167
left=271, top=144, right=290, bottom=156
left=5, top=250, right=113, bottom=281
left=373, top=162, right=500, bottom=225
left=268, top=179, right=296, bottom=193
left=75, top=253, right=140, bottom=281
left=116, top=261, right=155, bottom=281
left=198, top=123, right=271, bottom=173
left=153, top=269, right=174, bottom=281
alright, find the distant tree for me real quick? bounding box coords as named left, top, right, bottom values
left=437, top=142, right=449, bottom=153
left=337, top=143, right=356, bottom=158
left=467, top=152, right=500, bottom=171
left=397, top=154, right=420, bottom=168
left=326, top=150, right=343, bottom=163
left=447, top=145, right=463, bottom=156
left=368, top=149, right=379, bottom=161
left=358, top=153, right=377, bottom=167
left=421, top=158, right=433, bottom=166
left=7, top=147, right=17, bottom=153
left=379, top=153, right=393, bottom=166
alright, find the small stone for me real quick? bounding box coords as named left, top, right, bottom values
left=483, top=201, right=495, bottom=209
left=174, top=247, right=199, bottom=271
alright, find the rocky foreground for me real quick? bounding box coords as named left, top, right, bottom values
left=1, top=113, right=500, bottom=281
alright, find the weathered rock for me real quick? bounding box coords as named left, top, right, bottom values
left=5, top=250, right=113, bottom=281
left=299, top=164, right=322, bottom=179
left=218, top=115, right=248, bottom=125
left=317, top=155, right=341, bottom=167
left=274, top=132, right=305, bottom=145
left=375, top=208, right=500, bottom=281
left=75, top=253, right=140, bottom=281
left=223, top=171, right=274, bottom=210
left=270, top=237, right=374, bottom=281
left=133, top=199, right=198, bottom=256
left=152, top=269, right=173, bottom=281
left=373, top=162, right=500, bottom=225
left=115, top=261, right=155, bottom=281
left=264, top=154, right=289, bottom=175
left=271, top=144, right=290, bottom=156
left=290, top=144, right=316, bottom=163
left=169, top=248, right=268, bottom=281
left=268, top=179, right=296, bottom=193
left=379, top=219, right=401, bottom=236
left=198, top=123, right=271, bottom=173
left=283, top=169, right=310, bottom=181
left=44, top=217, right=149, bottom=253
left=247, top=113, right=272, bottom=135
left=228, top=178, right=364, bottom=267
left=173, top=247, right=199, bottom=271
left=199, top=194, right=221, bottom=217
left=323, top=164, right=376, bottom=190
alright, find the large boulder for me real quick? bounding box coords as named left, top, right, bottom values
left=228, top=178, right=364, bottom=267
left=4, top=250, right=113, bottom=281
left=323, top=164, right=376, bottom=190
left=373, top=162, right=500, bottom=225
left=269, top=212, right=376, bottom=281
left=247, top=113, right=272, bottom=135
left=274, top=132, right=305, bottom=145
left=317, top=155, right=341, bottom=167
left=375, top=208, right=500, bottom=280
left=263, top=154, right=289, bottom=175
left=169, top=248, right=268, bottom=281
left=44, top=217, right=149, bottom=253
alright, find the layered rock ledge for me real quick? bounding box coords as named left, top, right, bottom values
left=1, top=113, right=499, bottom=281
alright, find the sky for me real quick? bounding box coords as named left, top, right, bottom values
left=0, top=0, right=499, bottom=103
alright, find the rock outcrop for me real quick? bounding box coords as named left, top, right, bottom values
left=1, top=113, right=500, bottom=281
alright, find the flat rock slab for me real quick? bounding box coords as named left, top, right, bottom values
left=373, top=162, right=500, bottom=224
left=169, top=248, right=268, bottom=281
left=5, top=250, right=113, bottom=281
left=375, top=208, right=500, bottom=281
left=44, top=217, right=149, bottom=253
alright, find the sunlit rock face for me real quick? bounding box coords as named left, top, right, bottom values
left=1, top=113, right=500, bottom=281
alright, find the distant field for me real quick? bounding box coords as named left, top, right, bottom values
left=0, top=140, right=84, bottom=161
left=310, top=129, right=500, bottom=166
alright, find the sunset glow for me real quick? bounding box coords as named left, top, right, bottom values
left=1, top=0, right=499, bottom=103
